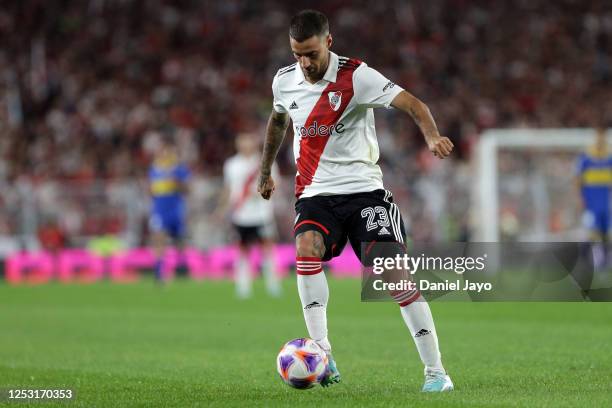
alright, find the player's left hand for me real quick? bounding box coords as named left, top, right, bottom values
left=258, top=173, right=276, bottom=200
left=427, top=136, right=454, bottom=159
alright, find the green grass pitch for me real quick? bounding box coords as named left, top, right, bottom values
left=1, top=278, right=611, bottom=407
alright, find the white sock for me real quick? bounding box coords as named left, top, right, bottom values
left=296, top=257, right=331, bottom=353
left=262, top=252, right=281, bottom=296
left=400, top=295, right=445, bottom=373
left=235, top=253, right=252, bottom=298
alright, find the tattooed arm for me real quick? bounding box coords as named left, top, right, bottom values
left=390, top=90, right=453, bottom=159
left=258, top=109, right=290, bottom=199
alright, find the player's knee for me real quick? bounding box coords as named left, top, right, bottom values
left=296, top=231, right=325, bottom=259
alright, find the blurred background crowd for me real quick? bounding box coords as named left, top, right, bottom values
left=0, top=0, right=611, bottom=253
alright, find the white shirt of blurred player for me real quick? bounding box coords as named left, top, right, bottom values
left=272, top=51, right=404, bottom=198
left=223, top=154, right=278, bottom=226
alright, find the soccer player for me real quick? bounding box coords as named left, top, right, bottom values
left=576, top=127, right=612, bottom=270
left=149, top=134, right=191, bottom=282
left=257, top=10, right=454, bottom=392
left=217, top=133, right=282, bottom=298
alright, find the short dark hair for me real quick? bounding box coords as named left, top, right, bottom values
left=289, top=10, right=329, bottom=42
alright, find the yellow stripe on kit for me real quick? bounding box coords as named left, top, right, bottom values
left=582, top=168, right=612, bottom=185
left=151, top=179, right=178, bottom=195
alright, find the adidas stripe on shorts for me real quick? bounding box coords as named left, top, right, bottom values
left=293, top=189, right=406, bottom=263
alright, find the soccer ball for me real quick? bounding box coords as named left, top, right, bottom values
left=276, top=338, right=328, bottom=389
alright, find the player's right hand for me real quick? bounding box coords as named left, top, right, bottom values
left=258, top=173, right=275, bottom=200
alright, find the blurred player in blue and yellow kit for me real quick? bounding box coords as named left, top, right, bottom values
left=576, top=127, right=612, bottom=269
left=149, top=134, right=191, bottom=281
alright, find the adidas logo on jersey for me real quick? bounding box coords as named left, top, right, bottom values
left=289, top=101, right=299, bottom=110
left=378, top=226, right=391, bottom=236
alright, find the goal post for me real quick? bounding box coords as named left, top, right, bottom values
left=473, top=128, right=611, bottom=242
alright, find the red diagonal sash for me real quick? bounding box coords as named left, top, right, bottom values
left=295, top=59, right=361, bottom=197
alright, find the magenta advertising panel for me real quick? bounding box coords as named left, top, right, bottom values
left=3, top=245, right=360, bottom=284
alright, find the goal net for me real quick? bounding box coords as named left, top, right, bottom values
left=473, top=128, right=611, bottom=242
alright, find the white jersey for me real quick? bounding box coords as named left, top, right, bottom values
left=272, top=51, right=403, bottom=198
left=223, top=154, right=276, bottom=226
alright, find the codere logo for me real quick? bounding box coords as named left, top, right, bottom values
left=295, top=121, right=346, bottom=138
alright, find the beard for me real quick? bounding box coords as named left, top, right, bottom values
left=303, top=67, right=322, bottom=81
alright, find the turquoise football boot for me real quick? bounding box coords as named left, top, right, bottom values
left=422, top=369, right=454, bottom=392
left=320, top=354, right=341, bottom=387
